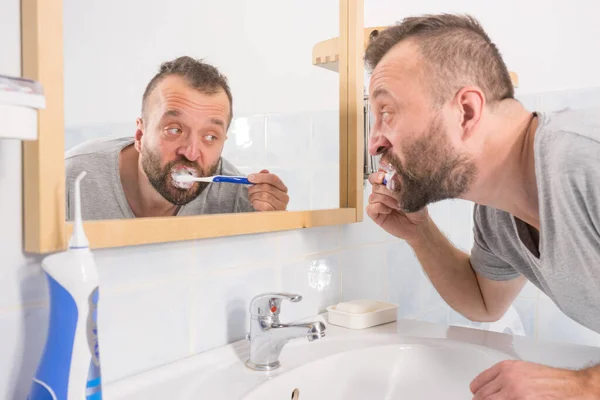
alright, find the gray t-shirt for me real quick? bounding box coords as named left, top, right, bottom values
left=65, top=137, right=254, bottom=221
left=471, top=108, right=600, bottom=334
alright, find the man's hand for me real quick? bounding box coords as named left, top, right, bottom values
left=365, top=171, right=429, bottom=244
left=247, top=169, right=289, bottom=211
left=471, top=360, right=600, bottom=399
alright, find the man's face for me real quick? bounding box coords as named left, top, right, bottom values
left=368, top=42, right=476, bottom=213
left=137, top=75, right=230, bottom=205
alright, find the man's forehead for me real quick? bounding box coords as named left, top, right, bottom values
left=152, top=75, right=186, bottom=100
left=152, top=78, right=228, bottom=112
left=369, top=42, right=423, bottom=93
left=381, top=39, right=421, bottom=67
left=156, top=76, right=221, bottom=102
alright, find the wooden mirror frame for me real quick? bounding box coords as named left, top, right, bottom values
left=20, top=0, right=365, bottom=253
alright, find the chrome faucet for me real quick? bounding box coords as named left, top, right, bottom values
left=245, top=292, right=326, bottom=371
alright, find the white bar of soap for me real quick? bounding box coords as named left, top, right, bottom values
left=334, top=299, right=381, bottom=314
left=327, top=299, right=398, bottom=329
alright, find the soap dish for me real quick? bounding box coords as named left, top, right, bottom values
left=326, top=299, right=398, bottom=330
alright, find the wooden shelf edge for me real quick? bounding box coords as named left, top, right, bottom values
left=313, top=26, right=386, bottom=67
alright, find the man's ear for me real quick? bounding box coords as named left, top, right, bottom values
left=454, top=86, right=485, bottom=142
left=135, top=118, right=144, bottom=153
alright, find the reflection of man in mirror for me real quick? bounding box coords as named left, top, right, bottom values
left=364, top=14, right=600, bottom=399
left=65, top=56, right=289, bottom=220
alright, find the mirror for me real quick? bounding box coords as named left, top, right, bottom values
left=21, top=0, right=364, bottom=253
left=62, top=0, right=341, bottom=221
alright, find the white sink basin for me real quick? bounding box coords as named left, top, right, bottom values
left=103, top=316, right=600, bottom=400
left=243, top=339, right=513, bottom=400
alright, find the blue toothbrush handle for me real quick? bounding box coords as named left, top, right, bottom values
left=212, top=175, right=252, bottom=185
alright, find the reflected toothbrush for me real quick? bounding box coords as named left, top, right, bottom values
left=172, top=174, right=252, bottom=185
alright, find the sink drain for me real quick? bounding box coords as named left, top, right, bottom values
left=291, top=388, right=300, bottom=400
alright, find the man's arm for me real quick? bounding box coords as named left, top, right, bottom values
left=409, top=215, right=526, bottom=322
left=367, top=171, right=525, bottom=322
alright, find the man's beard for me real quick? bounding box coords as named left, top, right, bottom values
left=141, top=147, right=219, bottom=206
left=383, top=115, right=477, bottom=213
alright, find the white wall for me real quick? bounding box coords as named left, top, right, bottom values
left=365, top=0, right=600, bottom=94
left=63, top=0, right=340, bottom=126
left=1, top=1, right=600, bottom=399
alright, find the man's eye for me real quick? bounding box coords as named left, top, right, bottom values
left=167, top=127, right=182, bottom=135
left=205, top=135, right=217, bottom=142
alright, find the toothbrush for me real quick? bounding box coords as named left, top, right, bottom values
left=380, top=164, right=394, bottom=186
left=173, top=174, right=252, bottom=185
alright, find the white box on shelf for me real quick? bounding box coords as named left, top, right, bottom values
left=0, top=74, right=45, bottom=140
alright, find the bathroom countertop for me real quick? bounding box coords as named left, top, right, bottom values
left=103, top=314, right=600, bottom=399
left=393, top=318, right=600, bottom=370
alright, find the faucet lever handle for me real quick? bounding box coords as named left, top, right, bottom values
left=249, top=292, right=302, bottom=317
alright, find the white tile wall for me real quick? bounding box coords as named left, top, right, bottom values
left=537, top=87, right=600, bottom=112
left=387, top=241, right=447, bottom=319
left=190, top=232, right=279, bottom=272
left=269, top=166, right=313, bottom=210
left=428, top=199, right=475, bottom=253
left=0, top=257, right=47, bottom=310
left=3, top=2, right=600, bottom=399
left=512, top=298, right=537, bottom=338
left=417, top=306, right=451, bottom=325
left=225, top=115, right=267, bottom=167
left=518, top=281, right=540, bottom=300
left=0, top=307, right=49, bottom=400
left=278, top=254, right=341, bottom=323
left=94, top=241, right=197, bottom=290
left=99, top=278, right=192, bottom=382
left=310, top=110, right=340, bottom=167
left=265, top=113, right=312, bottom=167
left=278, top=225, right=341, bottom=258
left=341, top=244, right=388, bottom=302
left=538, top=293, right=600, bottom=347
left=191, top=262, right=278, bottom=353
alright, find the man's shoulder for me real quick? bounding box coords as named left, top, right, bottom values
left=538, top=107, right=600, bottom=150
left=536, top=108, right=600, bottom=180
left=535, top=108, right=600, bottom=232
left=219, top=157, right=243, bottom=176
left=65, top=137, right=133, bottom=178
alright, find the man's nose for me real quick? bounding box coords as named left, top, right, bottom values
left=179, top=135, right=201, bottom=161
left=368, top=131, right=391, bottom=156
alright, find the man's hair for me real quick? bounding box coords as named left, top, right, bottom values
left=142, top=56, right=233, bottom=124
left=365, top=14, right=514, bottom=106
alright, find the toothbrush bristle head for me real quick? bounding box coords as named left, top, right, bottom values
left=172, top=174, right=196, bottom=183
left=170, top=167, right=200, bottom=189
